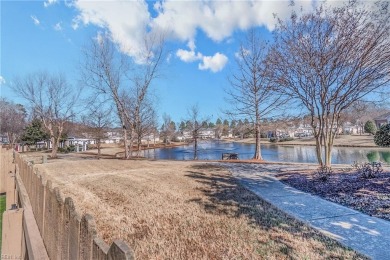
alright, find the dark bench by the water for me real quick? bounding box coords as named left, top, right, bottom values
left=222, top=153, right=239, bottom=160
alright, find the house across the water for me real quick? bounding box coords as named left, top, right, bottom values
left=374, top=112, right=390, bottom=129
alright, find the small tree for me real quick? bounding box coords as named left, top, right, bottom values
left=364, top=120, right=377, bottom=135
left=160, top=113, right=175, bottom=144
left=179, top=121, right=186, bottom=133
left=125, top=93, right=158, bottom=156
left=374, top=124, right=390, bottom=147
left=83, top=101, right=113, bottom=159
left=215, top=118, right=223, bottom=139
left=21, top=119, right=49, bottom=150
left=222, top=119, right=230, bottom=137
left=185, top=104, right=207, bottom=160
left=0, top=98, right=27, bottom=148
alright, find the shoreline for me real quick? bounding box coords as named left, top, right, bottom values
left=231, top=135, right=385, bottom=149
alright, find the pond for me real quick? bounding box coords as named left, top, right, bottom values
left=141, top=141, right=390, bottom=165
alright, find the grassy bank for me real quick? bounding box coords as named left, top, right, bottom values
left=0, top=195, right=6, bottom=254
left=236, top=134, right=377, bottom=147
left=35, top=159, right=365, bottom=259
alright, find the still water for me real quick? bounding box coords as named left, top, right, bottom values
left=142, top=141, right=390, bottom=165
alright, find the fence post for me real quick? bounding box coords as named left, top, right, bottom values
left=79, top=214, right=97, bottom=260
left=107, top=240, right=134, bottom=260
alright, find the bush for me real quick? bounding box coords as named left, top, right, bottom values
left=314, top=166, right=333, bottom=181
left=366, top=151, right=380, bottom=162
left=269, top=137, right=294, bottom=143
left=374, top=124, right=390, bottom=147
left=68, top=145, right=76, bottom=152
left=260, top=133, right=268, bottom=138
left=58, top=147, right=67, bottom=153
left=58, top=145, right=76, bottom=154
left=279, top=137, right=294, bottom=142
left=352, top=161, right=383, bottom=178
left=364, top=120, right=377, bottom=135
left=382, top=152, right=390, bottom=164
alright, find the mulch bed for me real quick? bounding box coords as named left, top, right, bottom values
left=276, top=168, right=390, bottom=221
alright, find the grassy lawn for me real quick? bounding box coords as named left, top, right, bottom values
left=0, top=195, right=6, bottom=254
left=35, top=159, right=366, bottom=259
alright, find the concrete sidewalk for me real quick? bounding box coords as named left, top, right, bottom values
left=223, top=163, right=390, bottom=260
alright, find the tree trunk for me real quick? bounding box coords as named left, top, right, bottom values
left=313, top=126, right=324, bottom=167
left=123, top=128, right=128, bottom=159
left=128, top=128, right=134, bottom=159
left=51, top=136, right=59, bottom=158
left=194, top=137, right=198, bottom=160
left=97, top=139, right=101, bottom=159
left=253, top=122, right=262, bottom=160
left=315, top=138, right=323, bottom=166
left=324, top=143, right=331, bottom=167
left=7, top=132, right=16, bottom=152
left=137, top=135, right=142, bottom=157
left=325, top=129, right=337, bottom=167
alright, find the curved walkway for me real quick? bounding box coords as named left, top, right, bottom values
left=223, top=163, right=390, bottom=260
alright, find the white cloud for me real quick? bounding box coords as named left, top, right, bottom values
left=151, top=0, right=314, bottom=42
left=31, top=15, right=40, bottom=26
left=176, top=41, right=202, bottom=63
left=69, top=0, right=314, bottom=66
left=44, top=0, right=57, bottom=8
left=199, top=53, right=228, bottom=73
left=176, top=49, right=202, bottom=63
left=71, top=0, right=150, bottom=61
left=0, top=76, right=5, bottom=85
left=53, top=22, right=62, bottom=31
left=176, top=41, right=228, bottom=72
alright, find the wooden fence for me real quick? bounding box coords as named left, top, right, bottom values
left=14, top=151, right=133, bottom=259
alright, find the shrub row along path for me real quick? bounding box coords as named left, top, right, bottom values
left=223, top=163, right=390, bottom=260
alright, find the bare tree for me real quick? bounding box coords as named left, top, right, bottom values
left=185, top=104, right=207, bottom=160
left=12, top=72, right=78, bottom=158
left=0, top=98, right=27, bottom=148
left=81, top=33, right=166, bottom=159
left=81, top=35, right=131, bottom=157
left=82, top=100, right=113, bottom=159
left=125, top=33, right=166, bottom=158
left=161, top=113, right=175, bottom=144
left=269, top=1, right=390, bottom=166
left=214, top=118, right=223, bottom=139
left=226, top=30, right=286, bottom=160
left=124, top=93, right=158, bottom=156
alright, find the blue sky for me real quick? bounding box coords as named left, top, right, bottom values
left=1, top=0, right=317, bottom=124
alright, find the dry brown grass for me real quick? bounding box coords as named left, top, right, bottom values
left=238, top=134, right=377, bottom=147
left=33, top=158, right=365, bottom=259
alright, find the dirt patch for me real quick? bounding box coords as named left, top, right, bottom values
left=277, top=168, right=390, bottom=221
left=34, top=159, right=365, bottom=259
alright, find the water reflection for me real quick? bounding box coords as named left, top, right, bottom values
left=141, top=141, right=390, bottom=165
